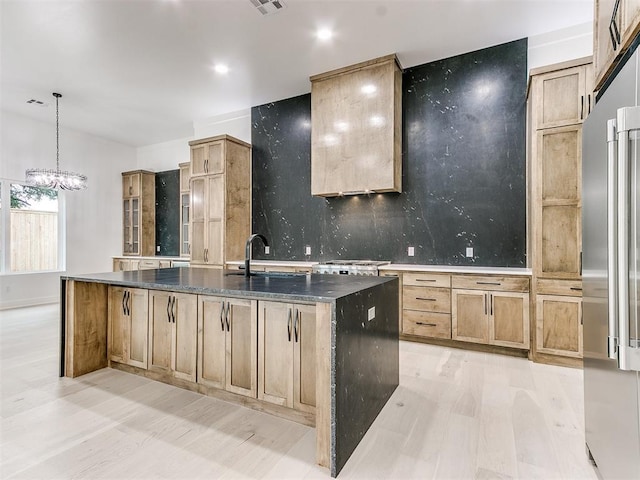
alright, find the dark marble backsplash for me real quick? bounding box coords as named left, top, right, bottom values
left=251, top=38, right=527, bottom=266
left=155, top=169, right=180, bottom=257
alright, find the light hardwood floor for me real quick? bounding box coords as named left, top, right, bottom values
left=1, top=304, right=598, bottom=479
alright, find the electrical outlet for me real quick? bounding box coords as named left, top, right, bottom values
left=305, top=245, right=311, bottom=255
left=264, top=246, right=270, bottom=255
left=408, top=246, right=415, bottom=257
left=156, top=245, right=161, bottom=252
left=466, top=247, right=474, bottom=258
left=368, top=306, right=376, bottom=321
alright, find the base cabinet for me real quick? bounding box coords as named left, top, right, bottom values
left=197, top=296, right=257, bottom=397
left=535, top=294, right=583, bottom=358
left=108, top=286, right=149, bottom=369
left=451, top=275, right=530, bottom=349
left=148, top=291, right=198, bottom=382
left=402, top=272, right=452, bottom=339
left=257, top=301, right=316, bottom=413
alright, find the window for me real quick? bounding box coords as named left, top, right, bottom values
left=0, top=180, right=63, bottom=273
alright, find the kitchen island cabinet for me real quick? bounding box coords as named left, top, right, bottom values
left=258, top=301, right=316, bottom=414
left=60, top=267, right=398, bottom=478
left=197, top=296, right=257, bottom=397
left=147, top=290, right=198, bottom=382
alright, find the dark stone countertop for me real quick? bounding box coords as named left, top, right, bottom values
left=62, top=267, right=396, bottom=303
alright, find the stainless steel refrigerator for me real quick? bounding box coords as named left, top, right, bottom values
left=583, top=43, right=640, bottom=479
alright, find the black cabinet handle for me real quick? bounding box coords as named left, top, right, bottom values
left=415, top=279, right=436, bottom=282
left=225, top=302, right=230, bottom=331
left=610, top=0, right=621, bottom=50
left=126, top=291, right=131, bottom=316
left=167, top=296, right=172, bottom=323
left=570, top=287, right=583, bottom=291
left=416, top=322, right=437, bottom=327
left=477, top=282, right=500, bottom=286
left=294, top=309, right=300, bottom=343
left=581, top=95, right=584, bottom=120
left=287, top=308, right=292, bottom=342
left=416, top=297, right=437, bottom=302
left=220, top=301, right=226, bottom=331
left=490, top=294, right=493, bottom=316
left=484, top=294, right=487, bottom=315
left=171, top=296, right=176, bottom=323
left=588, top=94, right=591, bottom=114
left=122, top=291, right=127, bottom=315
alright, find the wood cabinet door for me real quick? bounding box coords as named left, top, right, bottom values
left=122, top=172, right=140, bottom=198
left=180, top=192, right=190, bottom=256
left=206, top=141, right=224, bottom=174
left=206, top=175, right=225, bottom=265
left=536, top=295, right=583, bottom=358
left=258, top=301, right=294, bottom=407
left=148, top=291, right=174, bottom=373
left=226, top=298, right=257, bottom=397
left=127, top=288, right=149, bottom=369
left=197, top=296, right=226, bottom=389
left=191, top=144, right=207, bottom=176
left=179, top=163, right=190, bottom=191
left=190, top=177, right=206, bottom=264
left=122, top=199, right=132, bottom=254
left=294, top=304, right=316, bottom=412
left=534, top=124, right=582, bottom=279
left=490, top=292, right=529, bottom=349
left=108, top=286, right=126, bottom=363
left=452, top=289, right=489, bottom=343
left=532, top=65, right=587, bottom=129
left=595, top=0, right=623, bottom=88
left=172, top=293, right=198, bottom=382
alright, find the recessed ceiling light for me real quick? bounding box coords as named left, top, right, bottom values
left=316, top=28, right=333, bottom=41
left=213, top=64, right=229, bottom=74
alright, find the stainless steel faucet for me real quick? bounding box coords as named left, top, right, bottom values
left=245, top=234, right=269, bottom=277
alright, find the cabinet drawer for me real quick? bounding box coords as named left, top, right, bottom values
left=536, top=279, right=582, bottom=296
left=138, top=259, right=160, bottom=270
left=451, top=275, right=529, bottom=293
left=403, top=286, right=450, bottom=313
left=403, top=310, right=451, bottom=339
left=403, top=272, right=451, bottom=288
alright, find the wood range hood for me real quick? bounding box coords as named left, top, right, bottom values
left=310, top=54, right=402, bottom=197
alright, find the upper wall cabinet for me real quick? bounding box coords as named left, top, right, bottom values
left=310, top=54, right=402, bottom=197
left=530, top=63, right=594, bottom=129
left=188, top=135, right=251, bottom=267
left=594, top=0, right=640, bottom=89
left=122, top=170, right=155, bottom=257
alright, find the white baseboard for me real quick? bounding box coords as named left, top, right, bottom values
left=0, top=296, right=59, bottom=311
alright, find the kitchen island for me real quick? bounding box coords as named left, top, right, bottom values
left=60, top=267, right=399, bottom=477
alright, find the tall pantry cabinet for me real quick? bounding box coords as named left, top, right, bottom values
left=528, top=57, right=594, bottom=366
left=188, top=135, right=251, bottom=267
left=121, top=170, right=155, bottom=256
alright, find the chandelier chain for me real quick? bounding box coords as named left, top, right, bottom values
left=56, top=94, right=60, bottom=171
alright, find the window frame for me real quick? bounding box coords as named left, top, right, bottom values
left=0, top=178, right=66, bottom=275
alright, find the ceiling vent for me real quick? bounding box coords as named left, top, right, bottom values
left=249, top=0, right=286, bottom=16
left=26, top=98, right=49, bottom=107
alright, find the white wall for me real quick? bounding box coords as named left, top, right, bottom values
left=136, top=109, right=251, bottom=172
left=528, top=22, right=593, bottom=71
left=0, top=110, right=136, bottom=309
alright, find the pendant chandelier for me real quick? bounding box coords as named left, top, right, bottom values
left=25, top=92, right=87, bottom=190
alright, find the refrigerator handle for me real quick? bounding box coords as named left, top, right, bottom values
left=616, top=106, right=640, bottom=371
left=607, top=119, right=619, bottom=360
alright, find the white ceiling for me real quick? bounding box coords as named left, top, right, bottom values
left=1, top=0, right=594, bottom=148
